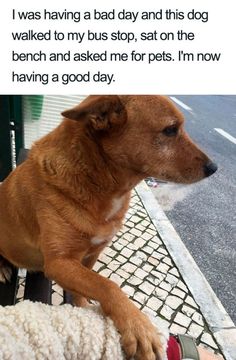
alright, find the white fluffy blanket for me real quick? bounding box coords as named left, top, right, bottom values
left=0, top=301, right=169, bottom=360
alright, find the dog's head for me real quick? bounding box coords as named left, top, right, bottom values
left=62, top=95, right=217, bottom=184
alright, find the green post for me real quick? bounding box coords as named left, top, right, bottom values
left=0, top=96, right=12, bottom=181
left=10, top=96, right=24, bottom=161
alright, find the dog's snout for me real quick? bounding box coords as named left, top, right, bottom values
left=203, top=161, right=218, bottom=177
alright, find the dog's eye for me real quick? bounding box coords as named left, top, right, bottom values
left=162, top=126, right=178, bottom=137
left=114, top=106, right=122, bottom=115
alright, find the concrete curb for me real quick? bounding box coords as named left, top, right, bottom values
left=136, top=181, right=236, bottom=360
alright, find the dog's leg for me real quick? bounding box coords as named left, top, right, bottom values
left=39, top=213, right=162, bottom=360
left=44, top=257, right=163, bottom=360
left=0, top=255, right=13, bottom=283
left=73, top=251, right=102, bottom=307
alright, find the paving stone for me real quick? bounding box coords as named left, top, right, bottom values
left=154, top=287, right=168, bottom=301
left=188, top=323, right=204, bottom=338
left=135, top=268, right=148, bottom=280
left=104, top=248, right=117, bottom=257
left=120, top=248, right=133, bottom=259
left=129, top=205, right=138, bottom=219
left=140, top=220, right=150, bottom=227
left=133, top=238, right=146, bottom=247
left=18, top=269, right=27, bottom=277
left=157, top=247, right=168, bottom=256
left=130, top=228, right=142, bottom=237
left=163, top=257, right=173, bottom=267
left=121, top=263, right=137, bottom=274
left=192, top=312, right=204, bottom=326
left=156, top=263, right=170, bottom=274
left=93, top=261, right=104, bottom=271
left=148, top=240, right=159, bottom=249
left=170, top=323, right=187, bottom=335
left=201, top=333, right=218, bottom=349
left=116, top=269, right=130, bottom=279
left=51, top=292, right=63, bottom=305
left=142, top=245, right=153, bottom=254
left=171, top=288, right=186, bottom=299
left=148, top=256, right=159, bottom=266
left=146, top=274, right=163, bottom=287
left=146, top=296, right=163, bottom=311
left=16, top=285, right=25, bottom=299
left=150, top=236, right=162, bottom=246
left=169, top=267, right=179, bottom=277
left=121, top=225, right=130, bottom=233
left=129, top=255, right=143, bottom=266
left=113, top=242, right=123, bottom=251
left=116, top=255, right=127, bottom=264
left=185, top=295, right=199, bottom=309
left=127, top=275, right=143, bottom=286
left=133, top=291, right=149, bottom=304
left=160, top=305, right=174, bottom=320
left=126, top=220, right=135, bottom=227
left=142, top=264, right=154, bottom=273
left=99, top=254, right=112, bottom=264
left=107, top=261, right=120, bottom=271
left=123, top=233, right=135, bottom=242
left=130, top=252, right=148, bottom=266
left=149, top=271, right=165, bottom=283
left=136, top=224, right=145, bottom=232
left=141, top=232, right=153, bottom=241
left=143, top=307, right=157, bottom=318
left=131, top=215, right=142, bottom=224
left=137, top=210, right=147, bottom=218
left=136, top=251, right=148, bottom=261
left=118, top=238, right=129, bottom=246
left=165, top=295, right=183, bottom=310
left=127, top=243, right=139, bottom=251
left=174, top=313, right=192, bottom=328
left=166, top=274, right=179, bottom=287
left=146, top=228, right=156, bottom=236
left=100, top=269, right=112, bottom=277
left=159, top=281, right=172, bottom=292
left=109, top=273, right=125, bottom=286
left=139, top=281, right=155, bottom=295
left=122, top=285, right=135, bottom=297
left=53, top=284, right=63, bottom=296
left=18, top=278, right=25, bottom=285
left=177, top=280, right=188, bottom=293
left=182, top=305, right=196, bottom=317
left=152, top=251, right=164, bottom=260
left=115, top=232, right=122, bottom=238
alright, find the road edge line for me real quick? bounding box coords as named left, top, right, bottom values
left=136, top=181, right=236, bottom=360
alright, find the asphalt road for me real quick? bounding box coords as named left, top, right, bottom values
left=152, top=96, right=236, bottom=324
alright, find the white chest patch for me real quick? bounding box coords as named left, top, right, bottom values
left=106, top=196, right=125, bottom=221
left=90, top=227, right=119, bottom=246
left=90, top=236, right=107, bottom=245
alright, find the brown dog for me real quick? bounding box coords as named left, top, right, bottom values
left=0, top=96, right=217, bottom=360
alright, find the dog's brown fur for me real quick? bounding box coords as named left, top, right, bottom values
left=0, top=96, right=215, bottom=360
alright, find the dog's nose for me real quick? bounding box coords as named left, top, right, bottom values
left=203, top=161, right=218, bottom=177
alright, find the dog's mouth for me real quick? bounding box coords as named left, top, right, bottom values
left=147, top=161, right=218, bottom=185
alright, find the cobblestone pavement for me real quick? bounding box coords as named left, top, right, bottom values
left=16, top=190, right=225, bottom=358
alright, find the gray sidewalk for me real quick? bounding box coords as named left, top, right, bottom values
left=16, top=182, right=236, bottom=359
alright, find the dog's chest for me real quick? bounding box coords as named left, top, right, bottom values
left=90, top=195, right=127, bottom=246
left=105, top=196, right=125, bottom=221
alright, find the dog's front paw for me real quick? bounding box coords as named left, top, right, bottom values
left=113, top=304, right=163, bottom=360
left=73, top=294, right=91, bottom=308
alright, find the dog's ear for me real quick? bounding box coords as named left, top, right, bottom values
left=61, top=95, right=126, bottom=131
